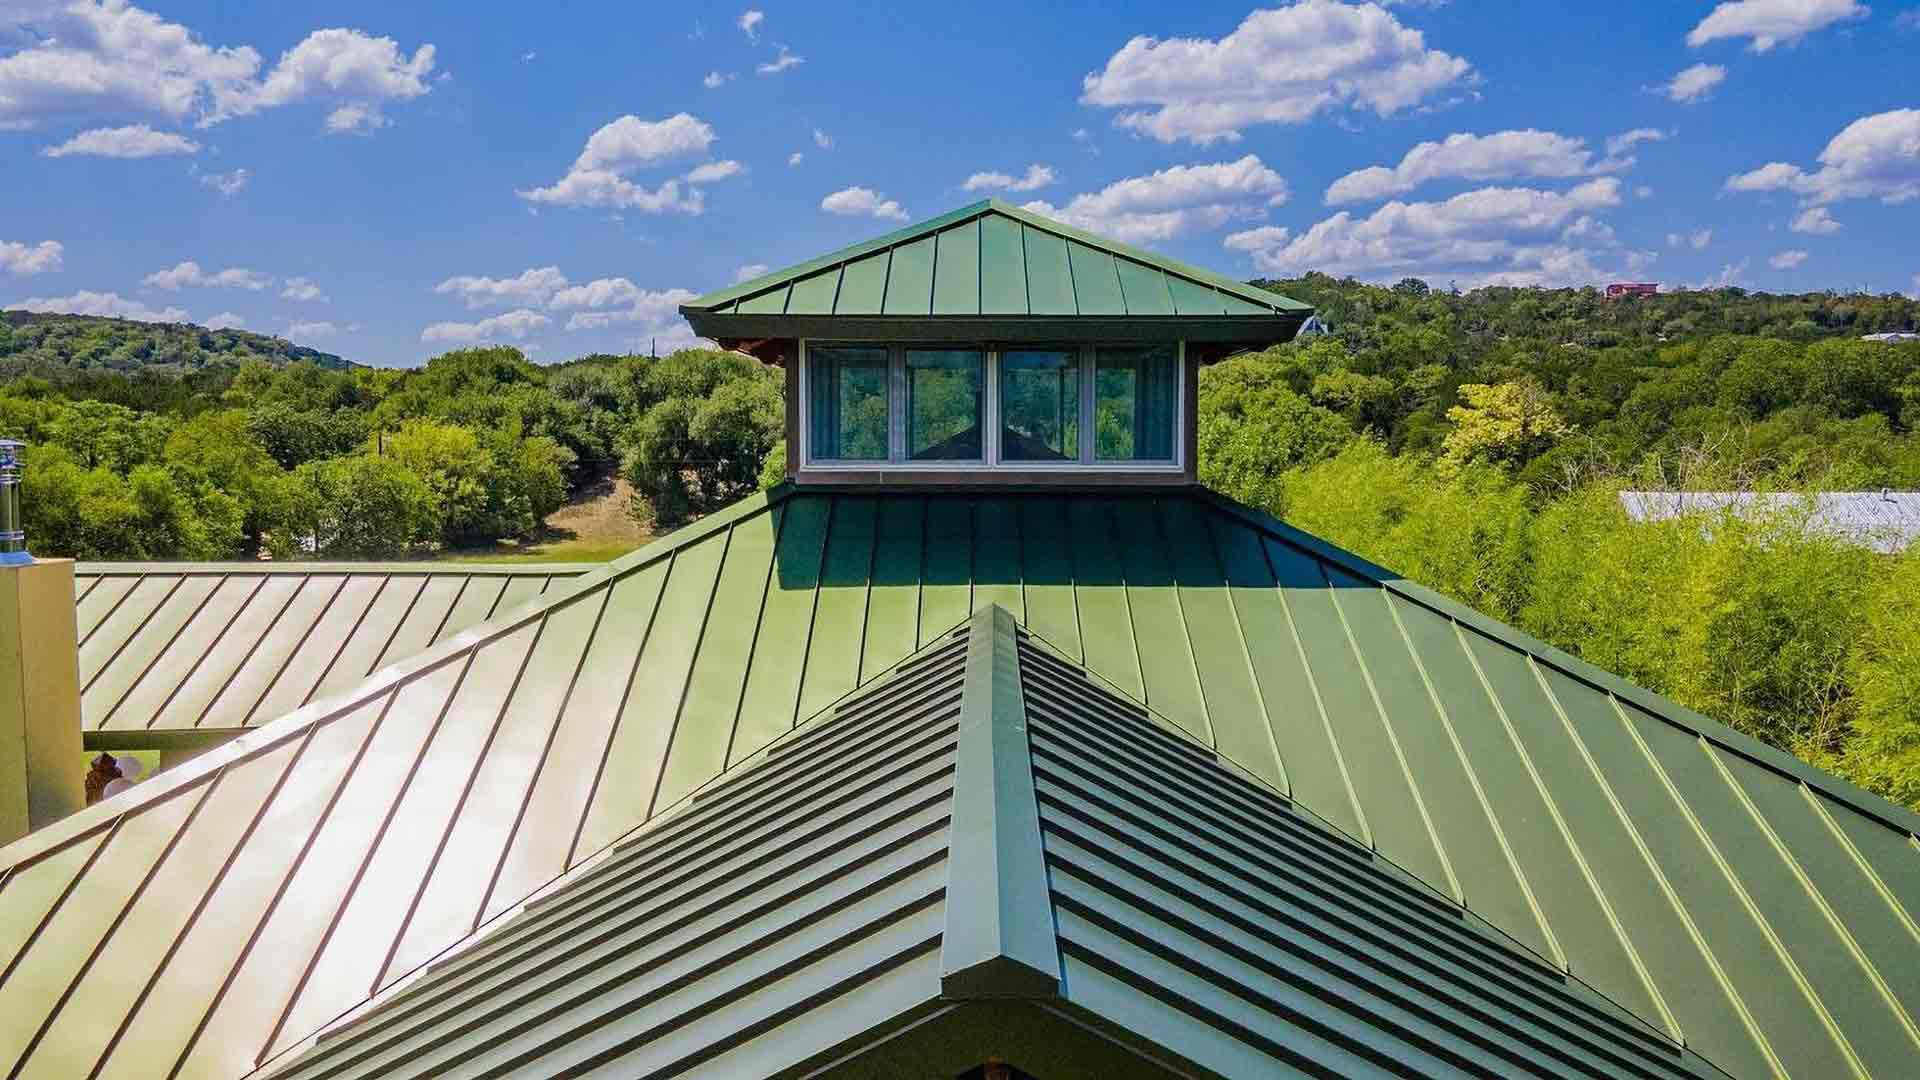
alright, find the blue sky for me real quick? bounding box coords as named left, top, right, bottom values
left=2, top=1, right=1917, bottom=367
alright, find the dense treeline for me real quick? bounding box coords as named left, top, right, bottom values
left=1, top=311, right=348, bottom=379
left=1, top=345, right=780, bottom=559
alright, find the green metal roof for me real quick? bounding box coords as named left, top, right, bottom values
left=70, top=564, right=594, bottom=749
left=681, top=200, right=1311, bottom=346
left=3, top=487, right=1919, bottom=1078
left=263, top=610, right=1717, bottom=1079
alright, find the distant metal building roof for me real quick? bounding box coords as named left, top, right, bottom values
left=680, top=200, right=1311, bottom=348
left=1619, top=490, right=1920, bottom=553
left=267, top=609, right=1716, bottom=1079
left=4, top=487, right=1919, bottom=1078
left=70, top=564, right=595, bottom=748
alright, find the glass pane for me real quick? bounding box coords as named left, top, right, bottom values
left=1000, top=349, right=1079, bottom=462
left=906, top=349, right=983, bottom=461
left=1094, top=345, right=1177, bottom=461
left=807, top=346, right=889, bottom=461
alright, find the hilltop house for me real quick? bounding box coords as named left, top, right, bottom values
left=4, top=202, right=1920, bottom=1079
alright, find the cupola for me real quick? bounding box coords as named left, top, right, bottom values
left=680, top=199, right=1312, bottom=486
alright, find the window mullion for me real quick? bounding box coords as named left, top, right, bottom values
left=1079, top=344, right=1095, bottom=464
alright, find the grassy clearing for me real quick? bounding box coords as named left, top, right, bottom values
left=435, top=469, right=649, bottom=565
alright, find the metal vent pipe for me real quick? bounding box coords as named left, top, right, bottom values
left=0, top=439, right=28, bottom=564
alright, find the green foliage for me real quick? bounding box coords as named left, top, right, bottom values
left=1442, top=378, right=1573, bottom=472
left=620, top=353, right=782, bottom=526
left=0, top=311, right=346, bottom=381
left=1838, top=550, right=1920, bottom=805
left=1280, top=441, right=1537, bottom=622
left=1196, top=352, right=1354, bottom=512
left=271, top=454, right=433, bottom=558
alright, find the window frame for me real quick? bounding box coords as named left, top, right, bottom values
left=797, top=339, right=1185, bottom=473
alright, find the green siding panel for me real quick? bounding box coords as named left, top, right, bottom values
left=862, top=497, right=925, bottom=680
left=1168, top=275, right=1226, bottom=316
left=834, top=251, right=890, bottom=315
left=1016, top=498, right=1080, bottom=662
left=1157, top=499, right=1277, bottom=791
left=799, top=497, right=877, bottom=722
left=1114, top=258, right=1174, bottom=316
left=655, top=509, right=778, bottom=814
left=733, top=501, right=826, bottom=761
left=1386, top=595, right=1560, bottom=962
left=931, top=221, right=981, bottom=315
left=1108, top=500, right=1207, bottom=742
left=1221, top=291, right=1275, bottom=315
left=1067, top=499, right=1141, bottom=702
left=1457, top=630, right=1666, bottom=1026
left=919, top=499, right=972, bottom=644
left=1315, top=570, right=1454, bottom=893
left=978, top=214, right=1028, bottom=315
left=1256, top=539, right=1368, bottom=842
left=971, top=498, right=1023, bottom=618
left=1022, top=226, right=1076, bottom=316
left=736, top=283, right=790, bottom=315
left=882, top=236, right=935, bottom=316
left=1066, top=241, right=1125, bottom=316
left=785, top=267, right=841, bottom=315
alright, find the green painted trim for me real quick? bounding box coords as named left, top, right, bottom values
left=82, top=727, right=248, bottom=753
left=1191, top=487, right=1920, bottom=840
left=72, top=562, right=603, bottom=576
left=940, top=604, right=1061, bottom=999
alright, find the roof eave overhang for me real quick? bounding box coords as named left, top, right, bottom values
left=685, top=311, right=1310, bottom=350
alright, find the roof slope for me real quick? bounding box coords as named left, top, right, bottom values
left=264, top=609, right=1716, bottom=1079
left=4, top=487, right=1920, bottom=1079
left=680, top=199, right=1309, bottom=344
left=1619, top=490, right=1920, bottom=553
left=72, top=564, right=595, bottom=747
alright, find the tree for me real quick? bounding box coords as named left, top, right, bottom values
left=1196, top=353, right=1353, bottom=514
left=621, top=357, right=782, bottom=526
left=163, top=409, right=282, bottom=537
left=1840, top=549, right=1920, bottom=806
left=1442, top=378, right=1573, bottom=471
left=272, top=455, right=433, bottom=558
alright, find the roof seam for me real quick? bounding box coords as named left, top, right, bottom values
left=1618, top=710, right=1858, bottom=1078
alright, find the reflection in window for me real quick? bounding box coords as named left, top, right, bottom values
left=808, top=346, right=888, bottom=461
left=1000, top=349, right=1079, bottom=462
left=907, top=349, right=983, bottom=460
left=1095, top=345, right=1177, bottom=461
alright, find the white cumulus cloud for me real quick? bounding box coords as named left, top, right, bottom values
left=421, top=308, right=550, bottom=343
left=733, top=263, right=770, bottom=283
left=821, top=186, right=908, bottom=221
left=1652, top=63, right=1726, bottom=103
left=433, top=266, right=568, bottom=309
left=1687, top=0, right=1868, bottom=52
left=1725, top=108, right=1920, bottom=205
left=1022, top=155, right=1289, bottom=243
left=702, top=71, right=732, bottom=89
left=684, top=159, right=744, bottom=183
left=1769, top=249, right=1809, bottom=269
left=0, top=4, right=436, bottom=131
left=325, top=103, right=390, bottom=134
left=962, top=164, right=1057, bottom=193
left=197, top=167, right=249, bottom=195
left=737, top=9, right=764, bottom=39
left=1224, top=178, right=1636, bottom=287
left=142, top=260, right=271, bottom=291
left=203, top=311, right=245, bottom=329
left=287, top=319, right=338, bottom=338
left=812, top=128, right=833, bottom=149
left=15, top=290, right=187, bottom=322
left=41, top=123, right=199, bottom=158
left=1605, top=127, right=1671, bottom=157
left=281, top=276, right=327, bottom=302
left=1325, top=130, right=1624, bottom=205
left=1790, top=207, right=1841, bottom=233
left=1079, top=1, right=1474, bottom=144
left=518, top=113, right=721, bottom=212
left=757, top=46, right=803, bottom=75
left=0, top=239, right=64, bottom=276
left=548, top=278, right=698, bottom=332
left=1665, top=229, right=1713, bottom=250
